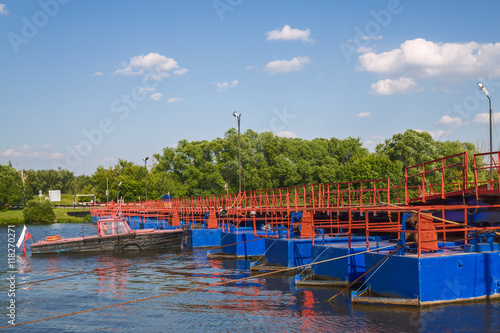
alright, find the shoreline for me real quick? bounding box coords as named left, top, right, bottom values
left=0, top=208, right=90, bottom=225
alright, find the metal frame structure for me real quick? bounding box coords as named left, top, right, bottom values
left=92, top=151, right=500, bottom=258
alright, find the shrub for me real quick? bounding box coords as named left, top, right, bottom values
left=23, top=200, right=56, bottom=223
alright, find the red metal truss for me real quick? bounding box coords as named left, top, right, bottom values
left=91, top=151, right=500, bottom=258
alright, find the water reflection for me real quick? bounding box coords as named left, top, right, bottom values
left=0, top=224, right=498, bottom=332
left=95, top=255, right=131, bottom=297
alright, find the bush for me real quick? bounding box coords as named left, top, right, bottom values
left=23, top=200, right=56, bottom=223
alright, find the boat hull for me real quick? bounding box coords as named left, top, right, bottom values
left=31, top=230, right=183, bottom=254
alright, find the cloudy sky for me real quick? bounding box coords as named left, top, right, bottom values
left=1, top=1, right=500, bottom=174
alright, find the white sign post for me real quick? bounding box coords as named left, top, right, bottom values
left=49, top=190, right=61, bottom=206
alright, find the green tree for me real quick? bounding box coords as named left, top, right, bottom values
left=376, top=130, right=444, bottom=168
left=0, top=164, right=23, bottom=209
left=92, top=129, right=479, bottom=200
left=23, top=200, right=56, bottom=223
left=376, top=129, right=480, bottom=189
left=336, top=154, right=403, bottom=183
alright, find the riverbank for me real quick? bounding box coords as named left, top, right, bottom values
left=0, top=208, right=90, bottom=225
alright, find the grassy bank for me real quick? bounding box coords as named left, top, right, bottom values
left=0, top=208, right=90, bottom=225
left=19, top=194, right=96, bottom=206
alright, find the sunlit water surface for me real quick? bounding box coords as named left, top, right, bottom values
left=1, top=224, right=499, bottom=332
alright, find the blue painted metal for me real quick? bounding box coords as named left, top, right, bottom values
left=264, top=236, right=384, bottom=270
left=202, top=212, right=209, bottom=229
left=363, top=248, right=500, bottom=304
left=125, top=216, right=181, bottom=231
left=264, top=237, right=313, bottom=267
left=186, top=228, right=222, bottom=248
left=219, top=228, right=266, bottom=257
left=464, top=232, right=500, bottom=252
left=310, top=239, right=394, bottom=283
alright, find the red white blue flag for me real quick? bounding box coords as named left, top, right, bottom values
left=16, top=225, right=32, bottom=254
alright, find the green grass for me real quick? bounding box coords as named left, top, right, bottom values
left=0, top=209, right=24, bottom=225
left=0, top=207, right=90, bottom=225
left=26, top=193, right=96, bottom=206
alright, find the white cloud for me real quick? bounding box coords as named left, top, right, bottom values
left=363, top=135, right=385, bottom=150
left=357, top=46, right=374, bottom=53
left=166, top=97, right=184, bottom=103
left=275, top=131, right=298, bottom=138
left=357, top=112, right=371, bottom=118
left=436, top=115, right=467, bottom=127
left=114, top=53, right=187, bottom=79
left=359, top=38, right=500, bottom=80
left=428, top=130, right=453, bottom=139
left=174, top=68, right=188, bottom=76
left=137, top=87, right=156, bottom=96
left=0, top=4, right=9, bottom=15
left=148, top=92, right=163, bottom=101
left=414, top=129, right=453, bottom=139
left=363, top=140, right=376, bottom=150
left=472, top=112, right=500, bottom=124
left=350, top=35, right=382, bottom=43
left=369, top=77, right=423, bottom=95
left=215, top=79, right=239, bottom=91
left=91, top=72, right=103, bottom=77
left=266, top=25, right=314, bottom=44
left=265, top=56, right=311, bottom=75
left=246, top=66, right=256, bottom=70
left=0, top=145, right=64, bottom=159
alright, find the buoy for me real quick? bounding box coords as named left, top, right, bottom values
left=45, top=235, right=61, bottom=241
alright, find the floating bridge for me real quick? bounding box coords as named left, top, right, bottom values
left=91, top=151, right=500, bottom=306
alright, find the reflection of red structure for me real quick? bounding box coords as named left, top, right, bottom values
left=17, top=254, right=34, bottom=274
left=96, top=257, right=129, bottom=298
left=299, top=290, right=316, bottom=332
left=301, top=290, right=315, bottom=317
left=45, top=257, right=62, bottom=275
left=180, top=259, right=270, bottom=315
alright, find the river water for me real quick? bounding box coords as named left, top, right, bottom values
left=1, top=224, right=499, bottom=332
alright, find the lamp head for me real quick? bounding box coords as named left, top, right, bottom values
left=145, top=156, right=149, bottom=161
left=233, top=111, right=239, bottom=118
left=478, top=82, right=490, bottom=96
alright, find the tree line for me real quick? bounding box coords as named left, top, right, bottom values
left=0, top=129, right=483, bottom=208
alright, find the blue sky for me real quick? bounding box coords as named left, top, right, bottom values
left=2, top=0, right=500, bottom=175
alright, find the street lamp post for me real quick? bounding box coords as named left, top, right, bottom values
left=117, top=181, right=122, bottom=202
left=19, top=170, right=28, bottom=207
left=233, top=112, right=242, bottom=193
left=106, top=178, right=109, bottom=203
left=143, top=156, right=149, bottom=201
left=478, top=82, right=493, bottom=182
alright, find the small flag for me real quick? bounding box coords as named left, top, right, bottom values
left=16, top=225, right=32, bottom=254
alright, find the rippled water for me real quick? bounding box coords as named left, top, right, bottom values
left=1, top=224, right=499, bottom=332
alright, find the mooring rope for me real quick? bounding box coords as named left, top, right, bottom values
left=206, top=228, right=232, bottom=254
left=326, top=244, right=407, bottom=303
left=297, top=245, right=329, bottom=276
left=254, top=237, right=278, bottom=264
left=0, top=243, right=397, bottom=330
left=354, top=250, right=394, bottom=293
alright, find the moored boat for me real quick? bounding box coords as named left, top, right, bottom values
left=31, top=214, right=183, bottom=254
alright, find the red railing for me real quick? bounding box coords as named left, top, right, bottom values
left=91, top=151, right=500, bottom=257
